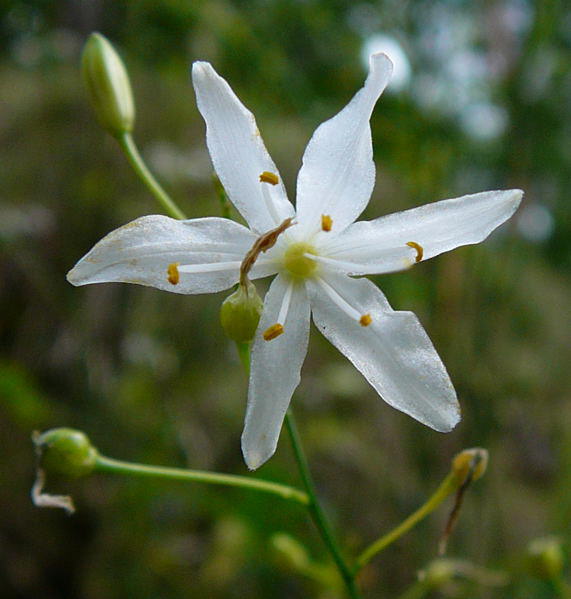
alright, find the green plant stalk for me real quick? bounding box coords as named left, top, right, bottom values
left=355, top=472, right=458, bottom=572
left=238, top=343, right=361, bottom=598
left=117, top=132, right=187, bottom=220
left=396, top=581, right=430, bottom=599
left=95, top=454, right=308, bottom=504
left=552, top=576, right=571, bottom=599
left=285, top=411, right=362, bottom=599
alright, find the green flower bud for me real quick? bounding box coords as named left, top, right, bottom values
left=527, top=536, right=564, bottom=580
left=220, top=282, right=263, bottom=343
left=271, top=533, right=310, bottom=571
left=34, top=428, right=98, bottom=478
left=82, top=33, right=135, bottom=137
left=419, top=559, right=456, bottom=588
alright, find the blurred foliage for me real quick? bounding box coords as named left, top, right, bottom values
left=1, top=0, right=571, bottom=597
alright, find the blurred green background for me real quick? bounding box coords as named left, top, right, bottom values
left=1, top=0, right=570, bottom=597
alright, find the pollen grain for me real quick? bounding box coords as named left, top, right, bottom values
left=167, top=262, right=180, bottom=285
left=406, top=241, right=424, bottom=263
left=263, top=323, right=284, bottom=341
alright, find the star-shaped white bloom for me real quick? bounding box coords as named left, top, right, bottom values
left=68, top=54, right=522, bottom=470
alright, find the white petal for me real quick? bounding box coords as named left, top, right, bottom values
left=295, top=53, right=393, bottom=236
left=324, top=189, right=523, bottom=265
left=192, top=62, right=294, bottom=233
left=242, top=276, right=310, bottom=469
left=67, top=215, right=269, bottom=295
left=307, top=273, right=460, bottom=432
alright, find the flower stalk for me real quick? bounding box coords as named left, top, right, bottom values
left=354, top=448, right=488, bottom=573
left=94, top=454, right=309, bottom=504
left=117, top=132, right=187, bottom=220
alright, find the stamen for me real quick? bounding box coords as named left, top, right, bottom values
left=304, top=253, right=411, bottom=273
left=167, top=262, right=180, bottom=285
left=259, top=171, right=279, bottom=185
left=177, top=260, right=243, bottom=274
left=277, top=280, right=294, bottom=325
left=360, top=313, right=372, bottom=327
left=264, top=280, right=294, bottom=342
left=316, top=278, right=363, bottom=323
left=406, top=241, right=424, bottom=262
left=321, top=214, right=333, bottom=232
left=263, top=323, right=284, bottom=341
left=261, top=182, right=281, bottom=224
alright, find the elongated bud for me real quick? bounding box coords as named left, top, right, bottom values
left=82, top=33, right=135, bottom=137
left=527, top=536, right=564, bottom=580
left=34, top=428, right=98, bottom=478
left=220, top=281, right=263, bottom=343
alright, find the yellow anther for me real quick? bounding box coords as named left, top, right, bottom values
left=167, top=262, right=180, bottom=285
left=406, top=241, right=424, bottom=262
left=321, top=214, right=333, bottom=232
left=359, top=313, right=372, bottom=327
left=263, top=323, right=284, bottom=341
left=259, top=171, right=279, bottom=185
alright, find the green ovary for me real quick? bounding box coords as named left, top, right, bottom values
left=284, top=242, right=318, bottom=278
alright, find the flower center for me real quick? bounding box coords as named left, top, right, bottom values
left=284, top=242, right=318, bottom=278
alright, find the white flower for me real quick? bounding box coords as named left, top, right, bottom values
left=68, top=54, right=522, bottom=470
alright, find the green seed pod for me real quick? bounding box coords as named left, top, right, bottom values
left=220, top=281, right=263, bottom=343
left=527, top=536, right=564, bottom=580
left=82, top=32, right=135, bottom=137
left=34, top=428, right=98, bottom=478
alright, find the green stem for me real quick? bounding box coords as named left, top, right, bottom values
left=552, top=577, right=571, bottom=599
left=285, top=411, right=362, bottom=599
left=236, top=342, right=360, bottom=598
left=94, top=454, right=308, bottom=505
left=396, top=581, right=430, bottom=599
left=355, top=473, right=457, bottom=573
left=117, top=132, right=187, bottom=220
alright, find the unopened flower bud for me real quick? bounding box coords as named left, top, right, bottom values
left=452, top=447, right=488, bottom=483
left=419, top=559, right=456, bottom=588
left=220, top=281, right=263, bottom=343
left=34, top=428, right=98, bottom=478
left=82, top=33, right=135, bottom=137
left=271, top=533, right=310, bottom=571
left=527, top=536, right=564, bottom=580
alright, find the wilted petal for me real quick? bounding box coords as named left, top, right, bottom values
left=242, top=276, right=310, bottom=469
left=295, top=53, right=393, bottom=237
left=192, top=62, right=294, bottom=233
left=307, top=273, right=460, bottom=432
left=67, top=215, right=269, bottom=295
left=324, top=189, right=523, bottom=265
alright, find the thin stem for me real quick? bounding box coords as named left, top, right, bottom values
left=355, top=473, right=457, bottom=573
left=94, top=454, right=308, bottom=505
left=236, top=343, right=361, bottom=598
left=396, top=581, right=430, bottom=599
left=285, top=410, right=362, bottom=599
left=552, top=577, right=571, bottom=599
left=117, top=132, right=187, bottom=220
